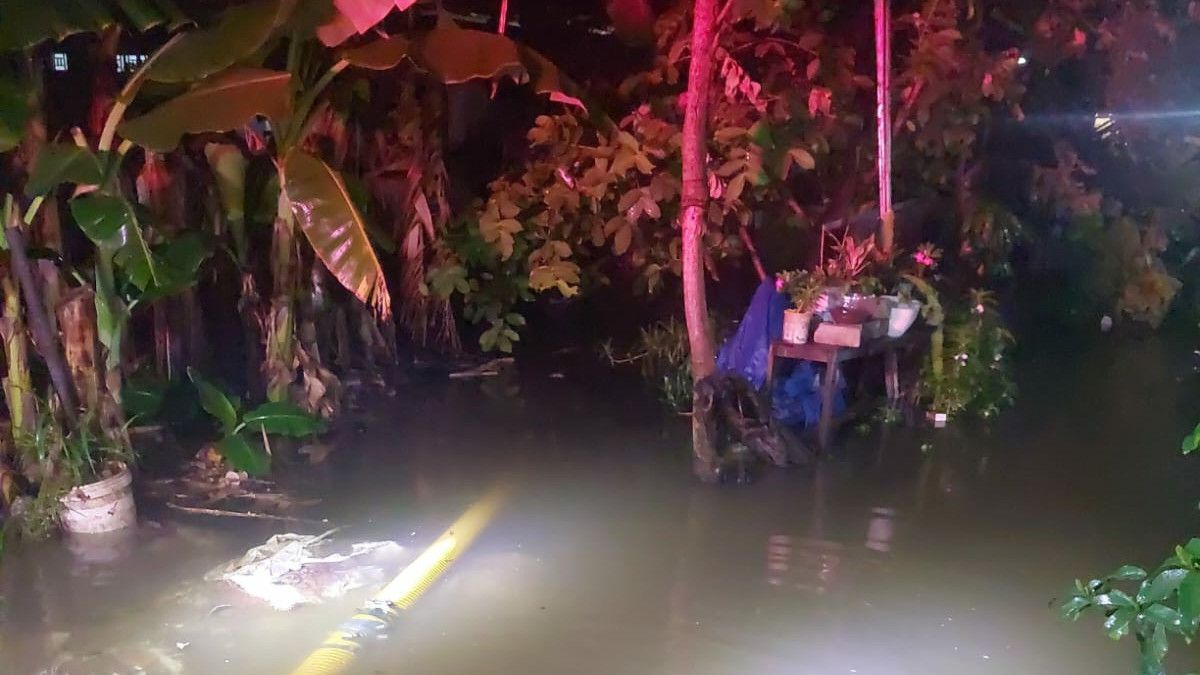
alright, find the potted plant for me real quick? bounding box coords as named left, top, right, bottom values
left=885, top=281, right=923, bottom=337
left=777, top=270, right=824, bottom=344
left=13, top=405, right=137, bottom=536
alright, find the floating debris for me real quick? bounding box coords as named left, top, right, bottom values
left=206, top=531, right=405, bottom=611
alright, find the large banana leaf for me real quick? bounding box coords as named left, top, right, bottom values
left=341, top=29, right=585, bottom=111
left=420, top=25, right=522, bottom=84
left=282, top=149, right=391, bottom=318
left=146, top=0, right=283, bottom=83
left=118, top=68, right=291, bottom=152
left=0, top=0, right=190, bottom=51
left=519, top=46, right=586, bottom=112
left=25, top=144, right=105, bottom=196
left=340, top=34, right=412, bottom=70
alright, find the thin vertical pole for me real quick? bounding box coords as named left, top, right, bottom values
left=497, top=0, right=509, bottom=34
left=875, top=0, right=894, bottom=255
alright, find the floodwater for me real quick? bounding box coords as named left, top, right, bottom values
left=3, top=331, right=1200, bottom=675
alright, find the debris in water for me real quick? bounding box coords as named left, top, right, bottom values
left=206, top=530, right=405, bottom=610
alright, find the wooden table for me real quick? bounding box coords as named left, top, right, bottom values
left=765, top=329, right=927, bottom=452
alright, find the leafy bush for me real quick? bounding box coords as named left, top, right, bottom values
left=602, top=318, right=695, bottom=413
left=916, top=288, right=1015, bottom=419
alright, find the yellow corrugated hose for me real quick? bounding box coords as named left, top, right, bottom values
left=289, top=482, right=511, bottom=675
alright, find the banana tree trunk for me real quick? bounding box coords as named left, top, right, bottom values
left=681, top=0, right=720, bottom=481
left=56, top=288, right=102, bottom=416
left=265, top=190, right=297, bottom=402
left=1, top=275, right=34, bottom=438
left=5, top=214, right=78, bottom=424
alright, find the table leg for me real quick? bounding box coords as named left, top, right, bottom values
left=818, top=362, right=838, bottom=452
left=765, top=343, right=777, bottom=393
left=884, top=348, right=900, bottom=406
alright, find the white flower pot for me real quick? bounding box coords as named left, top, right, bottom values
left=887, top=301, right=922, bottom=338
left=782, top=309, right=812, bottom=344
left=59, top=464, right=136, bottom=534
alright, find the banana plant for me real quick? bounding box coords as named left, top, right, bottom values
left=116, top=0, right=582, bottom=403
left=22, top=32, right=212, bottom=420
left=188, top=367, right=324, bottom=475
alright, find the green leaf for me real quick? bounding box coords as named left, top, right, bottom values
left=26, top=145, right=105, bottom=196
left=1105, top=606, right=1135, bottom=640
left=0, top=75, right=31, bottom=153
left=242, top=401, right=327, bottom=437
left=1184, top=423, right=1200, bottom=454
left=148, top=0, right=284, bottom=83
left=119, top=68, right=292, bottom=152
left=140, top=231, right=213, bottom=301
left=1186, top=539, right=1200, bottom=559
left=1144, top=603, right=1186, bottom=633
left=70, top=195, right=131, bottom=245
left=124, top=375, right=168, bottom=421
left=216, top=433, right=270, bottom=476
left=71, top=196, right=160, bottom=290
left=94, top=261, right=127, bottom=372
left=1147, top=623, right=1169, bottom=667
left=1177, top=574, right=1200, bottom=630
left=1095, top=590, right=1137, bottom=610
left=1060, top=595, right=1091, bottom=620
left=111, top=210, right=160, bottom=291
left=1139, top=569, right=1189, bottom=605
left=283, top=149, right=390, bottom=316
left=188, top=367, right=240, bottom=435
left=1110, top=565, right=1149, bottom=582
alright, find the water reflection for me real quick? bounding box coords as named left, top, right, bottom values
left=2, top=337, right=1200, bottom=674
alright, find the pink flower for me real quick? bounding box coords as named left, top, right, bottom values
left=775, top=277, right=785, bottom=292
left=914, top=251, right=934, bottom=267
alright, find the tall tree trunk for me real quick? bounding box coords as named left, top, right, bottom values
left=875, top=0, right=894, bottom=256
left=681, top=0, right=720, bottom=481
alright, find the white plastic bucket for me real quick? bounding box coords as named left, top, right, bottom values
left=782, top=310, right=812, bottom=344
left=888, top=302, right=921, bottom=338
left=59, top=466, right=136, bottom=534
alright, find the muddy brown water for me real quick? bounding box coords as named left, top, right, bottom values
left=3, top=333, right=1200, bottom=674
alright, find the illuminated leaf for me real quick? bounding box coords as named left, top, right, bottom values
left=283, top=148, right=391, bottom=317
left=613, top=222, right=633, bottom=255
left=789, top=147, right=816, bottom=171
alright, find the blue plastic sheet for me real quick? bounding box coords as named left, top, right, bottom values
left=716, top=278, right=844, bottom=429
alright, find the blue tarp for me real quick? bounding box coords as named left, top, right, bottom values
left=716, top=278, right=844, bottom=429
